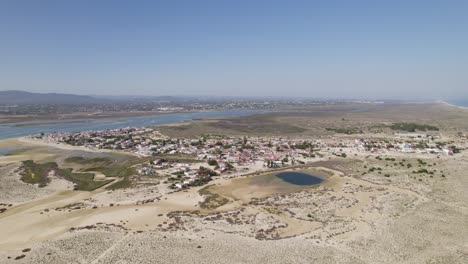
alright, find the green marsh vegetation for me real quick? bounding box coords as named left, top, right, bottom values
left=326, top=127, right=363, bottom=134
left=198, top=185, right=229, bottom=210
left=390, top=122, right=439, bottom=132
left=65, top=156, right=138, bottom=178
left=105, top=176, right=132, bottom=190
left=20, top=160, right=112, bottom=191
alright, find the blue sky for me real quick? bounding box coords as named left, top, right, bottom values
left=0, top=0, right=467, bottom=99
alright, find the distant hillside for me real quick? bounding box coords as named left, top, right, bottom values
left=92, top=95, right=186, bottom=102
left=0, top=90, right=105, bottom=105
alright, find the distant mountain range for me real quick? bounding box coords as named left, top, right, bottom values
left=0, top=90, right=105, bottom=105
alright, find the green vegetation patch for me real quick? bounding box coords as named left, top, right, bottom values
left=85, top=165, right=136, bottom=178
left=198, top=166, right=218, bottom=176
left=60, top=168, right=112, bottom=191
left=450, top=145, right=462, bottom=154
left=65, top=156, right=113, bottom=165
left=198, top=185, right=230, bottom=210
left=208, top=120, right=307, bottom=134
left=207, top=159, right=218, bottom=166
left=390, top=123, right=439, bottom=132
left=190, top=176, right=212, bottom=187
left=5, top=148, right=31, bottom=156
left=105, top=176, right=132, bottom=190
left=20, top=160, right=112, bottom=190
left=19, top=160, right=52, bottom=187
left=66, top=156, right=138, bottom=178
left=326, top=127, right=363, bottom=134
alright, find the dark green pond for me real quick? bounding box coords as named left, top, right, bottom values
left=276, top=171, right=324, bottom=186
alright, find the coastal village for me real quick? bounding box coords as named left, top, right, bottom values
left=2, top=103, right=468, bottom=264
left=36, top=126, right=463, bottom=190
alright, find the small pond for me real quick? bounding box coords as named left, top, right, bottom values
left=275, top=171, right=324, bottom=186
left=208, top=169, right=327, bottom=203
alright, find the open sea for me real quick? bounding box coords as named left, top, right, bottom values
left=447, top=100, right=468, bottom=108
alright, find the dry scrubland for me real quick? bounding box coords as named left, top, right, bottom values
left=159, top=102, right=468, bottom=138
left=0, top=103, right=467, bottom=263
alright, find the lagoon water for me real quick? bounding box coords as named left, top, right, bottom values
left=275, top=171, right=323, bottom=186
left=0, top=147, right=22, bottom=156
left=0, top=105, right=387, bottom=141
left=0, top=110, right=268, bottom=140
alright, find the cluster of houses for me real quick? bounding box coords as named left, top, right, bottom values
left=354, top=133, right=455, bottom=155
left=136, top=158, right=217, bottom=189
left=39, top=129, right=320, bottom=165
left=38, top=127, right=164, bottom=151
left=37, top=129, right=464, bottom=190
left=39, top=129, right=462, bottom=168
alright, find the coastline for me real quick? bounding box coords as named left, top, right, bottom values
left=438, top=100, right=468, bottom=110
left=0, top=109, right=270, bottom=141
left=0, top=110, right=187, bottom=125
left=17, top=137, right=104, bottom=153
left=0, top=137, right=138, bottom=158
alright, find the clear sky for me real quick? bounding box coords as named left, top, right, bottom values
left=0, top=0, right=467, bottom=99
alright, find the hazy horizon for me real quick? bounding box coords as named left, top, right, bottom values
left=0, top=89, right=456, bottom=102
left=1, top=1, right=467, bottom=100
